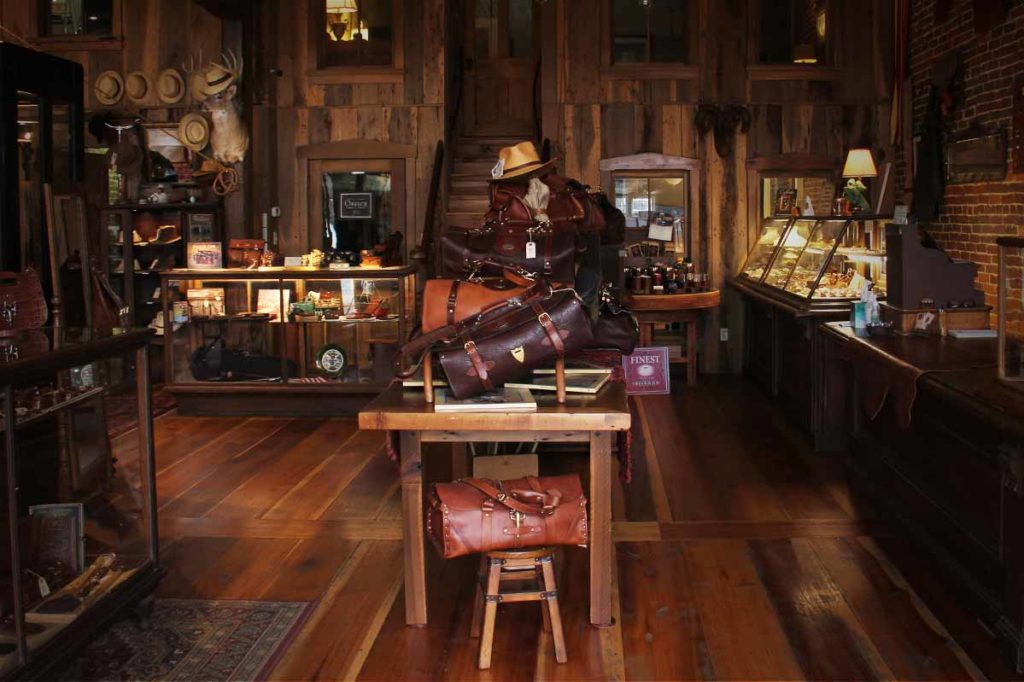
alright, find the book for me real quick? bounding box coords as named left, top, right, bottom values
left=532, top=368, right=612, bottom=376
left=401, top=378, right=448, bottom=388
left=506, top=372, right=611, bottom=395
left=434, top=387, right=537, bottom=413
left=622, top=347, right=671, bottom=395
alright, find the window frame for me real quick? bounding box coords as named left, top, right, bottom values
left=600, top=0, right=699, bottom=80
left=308, top=0, right=405, bottom=84
left=31, top=0, right=124, bottom=51
left=746, top=0, right=841, bottom=81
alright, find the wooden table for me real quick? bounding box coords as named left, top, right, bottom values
left=358, top=382, right=631, bottom=627
left=627, top=290, right=721, bottom=386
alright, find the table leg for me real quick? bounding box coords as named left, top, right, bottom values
left=686, top=318, right=698, bottom=387
left=451, top=442, right=470, bottom=479
left=399, top=431, right=427, bottom=625
left=589, top=431, right=613, bottom=626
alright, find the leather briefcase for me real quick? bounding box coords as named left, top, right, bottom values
left=439, top=222, right=579, bottom=284
left=421, top=263, right=541, bottom=333
left=426, top=475, right=588, bottom=558
left=227, top=239, right=265, bottom=268
left=489, top=179, right=585, bottom=226
left=437, top=287, right=592, bottom=399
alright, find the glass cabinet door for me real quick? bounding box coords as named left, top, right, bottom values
left=764, top=218, right=818, bottom=290
left=740, top=217, right=794, bottom=282
left=783, top=218, right=852, bottom=299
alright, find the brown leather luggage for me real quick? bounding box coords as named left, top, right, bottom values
left=439, top=223, right=579, bottom=284
left=227, top=239, right=265, bottom=268
left=426, top=475, right=588, bottom=558
left=0, top=269, right=48, bottom=333
left=421, top=263, right=540, bottom=333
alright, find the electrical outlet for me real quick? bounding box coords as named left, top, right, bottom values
left=270, top=206, right=282, bottom=218
left=720, top=328, right=729, bottom=342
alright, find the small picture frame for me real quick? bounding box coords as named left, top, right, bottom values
left=187, top=212, right=216, bottom=242
left=647, top=213, right=676, bottom=242
left=29, top=503, right=85, bottom=574
left=774, top=189, right=798, bottom=216
left=622, top=347, right=671, bottom=395
left=187, top=242, right=223, bottom=269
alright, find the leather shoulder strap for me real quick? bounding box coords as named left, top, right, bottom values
left=461, top=478, right=548, bottom=515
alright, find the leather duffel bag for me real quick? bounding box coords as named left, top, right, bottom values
left=439, top=222, right=579, bottom=284
left=489, top=178, right=585, bottom=226
left=421, top=262, right=540, bottom=333
left=437, top=287, right=592, bottom=399
left=426, top=475, right=588, bottom=558
left=588, top=287, right=639, bottom=354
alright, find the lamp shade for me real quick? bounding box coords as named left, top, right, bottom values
left=326, top=0, right=358, bottom=11
left=842, top=148, right=878, bottom=178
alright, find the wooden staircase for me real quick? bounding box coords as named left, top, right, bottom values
left=444, top=135, right=531, bottom=229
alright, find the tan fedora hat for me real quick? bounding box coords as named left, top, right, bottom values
left=201, top=61, right=236, bottom=97
left=125, top=71, right=153, bottom=105
left=157, top=68, right=186, bottom=105
left=178, top=112, right=210, bottom=152
left=94, top=70, right=124, bottom=106
left=490, top=141, right=556, bottom=181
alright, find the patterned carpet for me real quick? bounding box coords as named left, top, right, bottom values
left=104, top=386, right=177, bottom=439
left=58, top=599, right=309, bottom=681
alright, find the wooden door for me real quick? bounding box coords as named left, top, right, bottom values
left=463, top=0, right=538, bottom=137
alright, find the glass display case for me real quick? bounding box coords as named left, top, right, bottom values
left=0, top=327, right=159, bottom=679
left=160, top=267, right=415, bottom=413
left=736, top=215, right=888, bottom=312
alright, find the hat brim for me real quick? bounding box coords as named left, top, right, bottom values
left=201, top=78, right=234, bottom=97
left=157, top=70, right=186, bottom=104
left=94, top=71, right=124, bottom=106
left=489, top=157, right=557, bottom=182
left=178, top=114, right=210, bottom=152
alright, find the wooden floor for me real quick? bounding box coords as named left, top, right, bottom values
left=117, top=377, right=1023, bottom=681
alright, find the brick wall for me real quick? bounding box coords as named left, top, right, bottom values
left=906, top=0, right=1024, bottom=306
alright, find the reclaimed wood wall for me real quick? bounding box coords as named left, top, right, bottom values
left=253, top=0, right=445, bottom=256
left=541, top=0, right=894, bottom=372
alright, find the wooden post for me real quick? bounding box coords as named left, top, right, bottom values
left=555, top=356, right=566, bottom=404
left=423, top=350, right=434, bottom=403
left=589, top=430, right=613, bottom=626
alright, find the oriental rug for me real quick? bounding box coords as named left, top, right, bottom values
left=57, top=599, right=309, bottom=681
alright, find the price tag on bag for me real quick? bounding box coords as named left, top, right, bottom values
left=526, top=241, right=537, bottom=259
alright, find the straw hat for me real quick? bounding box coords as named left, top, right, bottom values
left=178, top=112, right=210, bottom=152
left=93, top=71, right=124, bottom=106
left=490, top=141, right=556, bottom=181
left=125, top=71, right=152, bottom=104
left=157, top=68, right=186, bottom=105
left=201, top=61, right=237, bottom=97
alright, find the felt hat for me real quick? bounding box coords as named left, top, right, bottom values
left=178, top=112, right=210, bottom=152
left=125, top=71, right=153, bottom=105
left=157, top=68, right=186, bottom=105
left=189, top=71, right=208, bottom=102
left=93, top=71, right=124, bottom=106
left=489, top=141, right=556, bottom=181
left=150, top=224, right=182, bottom=244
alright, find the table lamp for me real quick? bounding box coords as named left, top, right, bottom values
left=841, top=148, right=877, bottom=213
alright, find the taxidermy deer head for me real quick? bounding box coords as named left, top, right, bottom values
left=187, top=49, right=250, bottom=165
left=695, top=103, right=751, bottom=158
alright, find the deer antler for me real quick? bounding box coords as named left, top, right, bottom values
left=182, top=48, right=203, bottom=76
left=209, top=48, right=243, bottom=79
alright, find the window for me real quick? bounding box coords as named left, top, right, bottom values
left=322, top=0, right=394, bottom=68
left=614, top=173, right=691, bottom=258
left=758, top=0, right=827, bottom=64
left=474, top=0, right=533, bottom=60
left=41, top=0, right=114, bottom=37
left=611, top=0, right=691, bottom=64
left=761, top=176, right=836, bottom=219
left=320, top=170, right=393, bottom=253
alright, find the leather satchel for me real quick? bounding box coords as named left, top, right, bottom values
left=589, top=289, right=639, bottom=354
left=426, top=475, right=588, bottom=558
left=0, top=269, right=48, bottom=333
left=489, top=179, right=585, bottom=226
left=421, top=263, right=541, bottom=333
left=439, top=222, right=579, bottom=284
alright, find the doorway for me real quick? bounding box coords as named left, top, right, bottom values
left=463, top=0, right=538, bottom=137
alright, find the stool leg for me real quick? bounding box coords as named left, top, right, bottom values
left=541, top=556, right=567, bottom=664
left=478, top=559, right=501, bottom=670
left=470, top=556, right=485, bottom=638
left=538, top=559, right=552, bottom=633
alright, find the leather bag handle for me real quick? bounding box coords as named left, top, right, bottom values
left=461, top=478, right=562, bottom=516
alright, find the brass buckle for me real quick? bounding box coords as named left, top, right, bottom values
left=464, top=340, right=477, bottom=352
left=537, top=312, right=552, bottom=325
left=509, top=510, right=524, bottom=530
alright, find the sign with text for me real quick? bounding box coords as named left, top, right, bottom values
left=622, top=347, right=671, bottom=395
left=338, top=192, right=373, bottom=219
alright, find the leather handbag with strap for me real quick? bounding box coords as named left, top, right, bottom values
left=0, top=269, right=48, bottom=334
left=489, top=179, right=585, bottom=226
left=589, top=287, right=639, bottom=354
left=426, top=475, right=588, bottom=559
left=228, top=239, right=266, bottom=268
left=421, top=262, right=543, bottom=333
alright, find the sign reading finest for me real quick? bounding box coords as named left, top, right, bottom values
left=622, top=347, right=671, bottom=395
left=338, top=192, right=373, bottom=219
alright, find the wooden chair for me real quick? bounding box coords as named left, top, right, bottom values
left=470, top=547, right=566, bottom=670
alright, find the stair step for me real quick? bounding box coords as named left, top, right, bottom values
left=452, top=138, right=528, bottom=159
left=444, top=211, right=485, bottom=229
left=452, top=160, right=496, bottom=175
left=450, top=179, right=491, bottom=194
left=448, top=197, right=490, bottom=213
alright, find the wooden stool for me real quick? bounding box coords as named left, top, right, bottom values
left=470, top=547, right=567, bottom=669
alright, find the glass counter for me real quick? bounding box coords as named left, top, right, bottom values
left=160, top=267, right=415, bottom=393
left=740, top=216, right=796, bottom=283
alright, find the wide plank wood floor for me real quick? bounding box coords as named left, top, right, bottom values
left=126, top=377, right=1023, bottom=681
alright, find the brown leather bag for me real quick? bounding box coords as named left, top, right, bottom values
left=228, top=239, right=265, bottom=268
left=0, top=269, right=48, bottom=333
left=421, top=263, right=540, bottom=333
left=439, top=223, right=579, bottom=284
left=426, top=475, right=588, bottom=558
left=488, top=179, right=585, bottom=226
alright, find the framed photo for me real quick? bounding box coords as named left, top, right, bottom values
left=29, top=503, right=85, bottom=574
left=774, top=188, right=798, bottom=216
left=622, top=347, right=671, bottom=395
left=187, top=242, right=222, bottom=269
left=647, top=213, right=676, bottom=242
left=187, top=212, right=216, bottom=242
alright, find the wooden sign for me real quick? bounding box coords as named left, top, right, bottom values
left=946, top=131, right=1006, bottom=183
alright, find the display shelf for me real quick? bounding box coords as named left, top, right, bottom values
left=0, top=385, right=105, bottom=433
